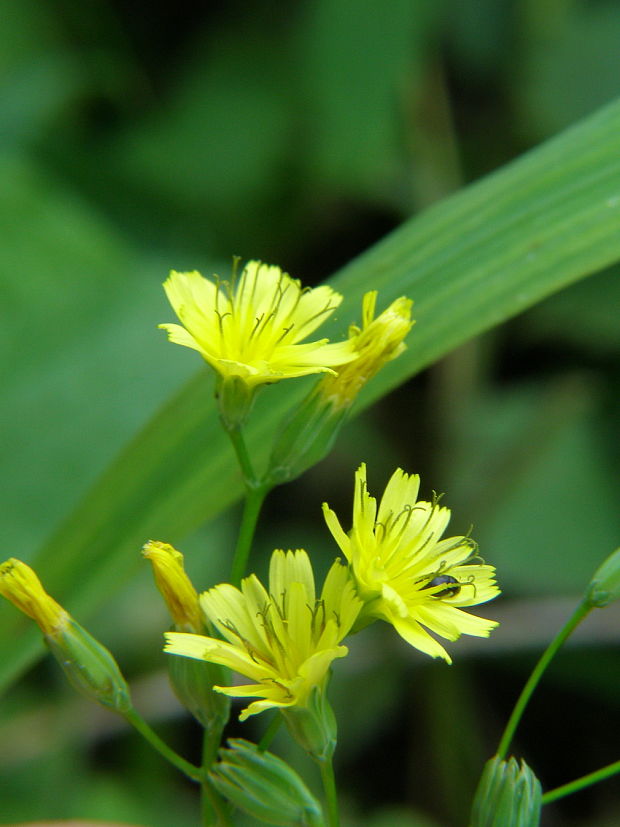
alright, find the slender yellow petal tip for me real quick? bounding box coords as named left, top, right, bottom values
left=323, top=465, right=500, bottom=661
left=0, top=558, right=69, bottom=636
left=142, top=541, right=203, bottom=632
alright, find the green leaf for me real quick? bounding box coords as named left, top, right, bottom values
left=2, top=96, right=620, bottom=695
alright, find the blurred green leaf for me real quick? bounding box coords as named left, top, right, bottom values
left=450, top=380, right=619, bottom=594
left=298, top=0, right=439, bottom=198
left=517, top=1, right=620, bottom=138
left=521, top=263, right=620, bottom=354
left=2, top=96, right=620, bottom=695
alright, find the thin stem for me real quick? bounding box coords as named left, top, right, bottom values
left=320, top=758, right=340, bottom=827
left=497, top=600, right=591, bottom=759
left=224, top=423, right=271, bottom=586
left=201, top=727, right=233, bottom=827
left=124, top=707, right=202, bottom=782
left=230, top=483, right=269, bottom=587
left=258, top=713, right=282, bottom=751
left=542, top=759, right=620, bottom=805
left=226, top=424, right=257, bottom=484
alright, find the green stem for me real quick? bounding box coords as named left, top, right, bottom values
left=124, top=707, right=203, bottom=782
left=542, top=759, right=620, bottom=805
left=320, top=758, right=340, bottom=827
left=230, top=483, right=269, bottom=587
left=225, top=423, right=271, bottom=586
left=226, top=424, right=257, bottom=485
left=258, top=713, right=282, bottom=751
left=497, top=600, right=591, bottom=759
left=201, top=727, right=233, bottom=827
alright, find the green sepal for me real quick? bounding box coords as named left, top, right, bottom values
left=45, top=619, right=132, bottom=714
left=267, top=384, right=347, bottom=485
left=470, top=755, right=542, bottom=827
left=216, top=375, right=258, bottom=430
left=210, top=738, right=323, bottom=826
left=281, top=686, right=337, bottom=764
left=167, top=651, right=230, bottom=732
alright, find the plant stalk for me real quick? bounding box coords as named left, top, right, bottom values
left=320, top=757, right=340, bottom=827
left=124, top=707, right=202, bottom=782
left=497, top=600, right=591, bottom=759
left=542, top=758, right=620, bottom=805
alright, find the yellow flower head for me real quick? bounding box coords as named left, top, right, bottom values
left=0, top=558, right=69, bottom=637
left=164, top=550, right=361, bottom=720
left=159, top=261, right=355, bottom=389
left=142, top=541, right=204, bottom=632
left=317, top=291, right=414, bottom=409
left=322, top=464, right=500, bottom=663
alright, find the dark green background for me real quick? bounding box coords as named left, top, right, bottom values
left=1, top=1, right=619, bottom=824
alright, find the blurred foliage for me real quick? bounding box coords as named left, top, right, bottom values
left=1, top=1, right=620, bottom=825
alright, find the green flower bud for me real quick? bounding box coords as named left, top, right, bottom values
left=167, top=653, right=230, bottom=731
left=586, top=547, right=620, bottom=608
left=470, top=756, right=542, bottom=827
left=281, top=687, right=337, bottom=764
left=267, top=384, right=347, bottom=485
left=267, top=291, right=413, bottom=486
left=210, top=739, right=323, bottom=827
left=46, top=618, right=132, bottom=713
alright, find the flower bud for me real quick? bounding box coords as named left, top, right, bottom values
left=46, top=618, right=132, bottom=713
left=0, top=559, right=131, bottom=713
left=142, top=541, right=204, bottom=632
left=210, top=739, right=323, bottom=826
left=281, top=686, right=337, bottom=764
left=470, top=755, right=542, bottom=827
left=267, top=383, right=348, bottom=485
left=167, top=654, right=230, bottom=732
left=143, top=541, right=230, bottom=730
left=585, top=546, right=620, bottom=608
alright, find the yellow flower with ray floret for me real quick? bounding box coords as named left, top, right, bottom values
left=164, top=550, right=361, bottom=721
left=159, top=261, right=355, bottom=389
left=322, top=464, right=500, bottom=663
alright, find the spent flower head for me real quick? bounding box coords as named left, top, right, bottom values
left=322, top=464, right=500, bottom=663
left=317, top=290, right=414, bottom=410
left=267, top=290, right=413, bottom=484
left=164, top=549, right=361, bottom=721
left=159, top=261, right=354, bottom=390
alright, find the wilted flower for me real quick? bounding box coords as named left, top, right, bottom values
left=267, top=290, right=413, bottom=484
left=322, top=464, right=500, bottom=662
left=317, top=290, right=413, bottom=410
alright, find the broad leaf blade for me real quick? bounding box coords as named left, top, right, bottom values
left=2, top=97, right=620, bottom=694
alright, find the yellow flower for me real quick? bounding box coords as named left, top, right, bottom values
left=317, top=291, right=414, bottom=410
left=142, top=541, right=204, bottom=632
left=322, top=464, right=500, bottom=663
left=159, top=261, right=355, bottom=389
left=0, top=558, right=68, bottom=637
left=164, top=550, right=361, bottom=721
